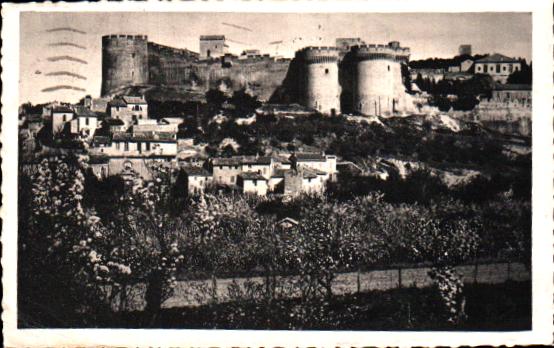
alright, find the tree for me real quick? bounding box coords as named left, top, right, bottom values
left=507, top=60, right=532, bottom=84
left=19, top=155, right=113, bottom=325
left=401, top=202, right=481, bottom=323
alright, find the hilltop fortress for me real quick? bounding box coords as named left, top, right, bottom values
left=101, top=35, right=414, bottom=116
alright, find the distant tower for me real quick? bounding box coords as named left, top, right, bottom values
left=352, top=41, right=411, bottom=116
left=300, top=46, right=341, bottom=115
left=459, top=44, right=472, bottom=56
left=199, top=35, right=228, bottom=59
left=101, top=35, right=149, bottom=96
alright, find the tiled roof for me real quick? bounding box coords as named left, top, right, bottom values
left=122, top=96, right=147, bottom=105
left=476, top=53, right=518, bottom=63
left=93, top=136, right=111, bottom=145
left=108, top=98, right=127, bottom=107
left=75, top=106, right=97, bottom=118
left=200, top=35, right=225, bottom=41
left=184, top=167, right=211, bottom=177
left=52, top=106, right=74, bottom=113
left=112, top=132, right=176, bottom=142
left=294, top=153, right=327, bottom=162
left=239, top=172, right=267, bottom=181
left=213, top=156, right=272, bottom=166
left=271, top=167, right=325, bottom=179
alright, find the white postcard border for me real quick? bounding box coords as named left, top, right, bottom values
left=2, top=0, right=553, bottom=346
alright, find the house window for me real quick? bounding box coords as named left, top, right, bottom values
left=85, top=117, right=89, bottom=126
left=124, top=142, right=129, bottom=151
left=325, top=68, right=329, bottom=74
left=116, top=142, right=120, bottom=150
left=496, top=64, right=501, bottom=73
left=63, top=114, right=67, bottom=122
left=477, top=65, right=481, bottom=72
left=137, top=142, right=142, bottom=153
left=146, top=142, right=151, bottom=151
left=231, top=176, right=235, bottom=183
left=503, top=66, right=507, bottom=71
left=132, top=53, right=135, bottom=58
left=387, top=65, right=390, bottom=71
left=489, top=65, right=494, bottom=72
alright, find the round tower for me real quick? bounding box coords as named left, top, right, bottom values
left=101, top=35, right=149, bottom=96
left=301, top=47, right=341, bottom=115
left=353, top=43, right=411, bottom=116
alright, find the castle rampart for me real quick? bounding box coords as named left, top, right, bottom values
left=352, top=42, right=412, bottom=116
left=300, top=47, right=341, bottom=115
left=101, top=35, right=149, bottom=96
left=101, top=35, right=413, bottom=115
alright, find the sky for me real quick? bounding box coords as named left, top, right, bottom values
left=20, top=12, right=531, bottom=104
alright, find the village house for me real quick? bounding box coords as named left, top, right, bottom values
left=211, top=156, right=277, bottom=186
left=474, top=53, right=521, bottom=83
left=131, top=119, right=180, bottom=135
left=108, top=95, right=148, bottom=126
left=238, top=172, right=268, bottom=196
left=203, top=152, right=336, bottom=196
left=51, top=106, right=75, bottom=135
left=70, top=106, right=99, bottom=139
left=290, top=152, right=337, bottom=180
left=491, top=83, right=532, bottom=107
left=183, top=167, right=213, bottom=195
left=89, top=155, right=177, bottom=180
left=97, top=132, right=178, bottom=156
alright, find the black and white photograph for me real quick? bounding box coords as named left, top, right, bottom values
left=2, top=1, right=553, bottom=346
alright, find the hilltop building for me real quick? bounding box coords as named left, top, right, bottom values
left=108, top=95, right=148, bottom=126
left=101, top=34, right=414, bottom=116
left=474, top=53, right=521, bottom=83
left=459, top=44, right=472, bottom=56
left=199, top=35, right=228, bottom=58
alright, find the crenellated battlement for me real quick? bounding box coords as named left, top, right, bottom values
left=354, top=44, right=410, bottom=62
left=300, top=47, right=340, bottom=64
left=102, top=34, right=148, bottom=41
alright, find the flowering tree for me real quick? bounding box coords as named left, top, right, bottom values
left=104, top=163, right=186, bottom=323
left=401, top=202, right=481, bottom=323
left=19, top=155, right=114, bottom=323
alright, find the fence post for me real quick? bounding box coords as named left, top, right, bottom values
left=211, top=274, right=217, bottom=302
left=398, top=267, right=402, bottom=289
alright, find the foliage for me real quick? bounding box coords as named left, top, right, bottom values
left=507, top=61, right=532, bottom=84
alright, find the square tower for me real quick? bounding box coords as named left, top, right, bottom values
left=200, top=35, right=228, bottom=58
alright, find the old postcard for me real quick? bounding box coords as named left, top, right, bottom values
left=2, top=0, right=553, bottom=346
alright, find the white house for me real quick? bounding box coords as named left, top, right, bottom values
left=184, top=167, right=213, bottom=194
left=70, top=106, right=99, bottom=139
left=109, top=95, right=148, bottom=126
left=474, top=54, right=521, bottom=83
left=102, top=132, right=178, bottom=156
left=51, top=106, right=75, bottom=136
left=238, top=172, right=268, bottom=196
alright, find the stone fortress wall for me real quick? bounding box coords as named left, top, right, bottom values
left=101, top=35, right=149, bottom=96
left=352, top=42, right=412, bottom=116
left=300, top=47, right=341, bottom=115
left=101, top=35, right=413, bottom=116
